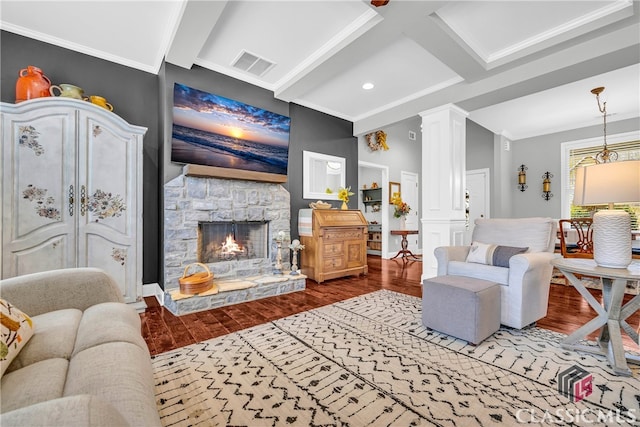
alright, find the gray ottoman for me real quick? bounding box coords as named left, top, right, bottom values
left=422, top=275, right=501, bottom=345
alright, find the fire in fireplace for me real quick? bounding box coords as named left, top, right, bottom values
left=198, top=221, right=268, bottom=263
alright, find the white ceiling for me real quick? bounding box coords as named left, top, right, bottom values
left=2, top=0, right=639, bottom=140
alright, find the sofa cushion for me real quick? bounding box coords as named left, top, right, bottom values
left=0, top=395, right=130, bottom=427
left=466, top=242, right=528, bottom=268
left=73, top=302, right=147, bottom=356
left=65, top=341, right=160, bottom=426
left=5, top=309, right=82, bottom=374
left=0, top=299, right=34, bottom=376
left=448, top=261, right=510, bottom=286
left=1, top=358, right=68, bottom=412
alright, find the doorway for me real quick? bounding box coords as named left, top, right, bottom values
left=400, top=171, right=419, bottom=253
left=358, top=161, right=389, bottom=257
left=465, top=168, right=490, bottom=244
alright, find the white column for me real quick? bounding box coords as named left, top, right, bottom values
left=420, top=104, right=468, bottom=281
left=494, top=132, right=513, bottom=218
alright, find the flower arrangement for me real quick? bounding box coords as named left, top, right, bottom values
left=391, top=192, right=411, bottom=218
left=337, top=186, right=354, bottom=203
left=326, top=186, right=354, bottom=204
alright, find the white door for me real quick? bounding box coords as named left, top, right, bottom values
left=400, top=171, right=419, bottom=251
left=465, top=168, right=490, bottom=244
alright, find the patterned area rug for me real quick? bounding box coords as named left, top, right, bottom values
left=152, top=290, right=640, bottom=426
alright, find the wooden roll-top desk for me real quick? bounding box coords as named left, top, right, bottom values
left=299, top=209, right=368, bottom=283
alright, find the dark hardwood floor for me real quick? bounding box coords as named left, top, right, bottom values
left=140, top=256, right=639, bottom=357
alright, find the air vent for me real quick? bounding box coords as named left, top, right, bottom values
left=232, top=50, right=275, bottom=77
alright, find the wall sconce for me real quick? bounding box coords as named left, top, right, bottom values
left=517, top=164, right=527, bottom=191
left=542, top=172, right=553, bottom=200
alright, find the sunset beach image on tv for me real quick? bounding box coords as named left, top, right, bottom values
left=171, top=83, right=291, bottom=176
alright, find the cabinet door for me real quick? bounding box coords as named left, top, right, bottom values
left=345, top=238, right=366, bottom=268
left=2, top=107, right=76, bottom=277
left=77, top=112, right=142, bottom=303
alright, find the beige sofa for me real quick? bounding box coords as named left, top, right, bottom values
left=0, top=268, right=161, bottom=427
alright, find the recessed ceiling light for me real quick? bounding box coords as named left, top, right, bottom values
left=362, top=82, right=374, bottom=90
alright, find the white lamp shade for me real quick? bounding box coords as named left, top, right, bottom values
left=574, top=160, right=640, bottom=206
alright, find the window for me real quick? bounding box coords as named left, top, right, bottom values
left=561, top=131, right=640, bottom=230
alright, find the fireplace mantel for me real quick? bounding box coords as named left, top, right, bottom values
left=183, top=164, right=287, bottom=183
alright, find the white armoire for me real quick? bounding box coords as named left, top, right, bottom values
left=1, top=98, right=146, bottom=310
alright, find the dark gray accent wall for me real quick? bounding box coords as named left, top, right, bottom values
left=288, top=103, right=358, bottom=241
left=1, top=31, right=161, bottom=285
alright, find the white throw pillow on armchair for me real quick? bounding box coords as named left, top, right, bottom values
left=466, top=241, right=529, bottom=268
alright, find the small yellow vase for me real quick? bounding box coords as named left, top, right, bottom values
left=341, top=201, right=348, bottom=210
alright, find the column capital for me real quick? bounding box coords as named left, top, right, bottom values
left=419, top=103, right=468, bottom=118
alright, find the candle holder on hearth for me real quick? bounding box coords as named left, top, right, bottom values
left=288, top=239, right=305, bottom=275
left=273, top=231, right=288, bottom=274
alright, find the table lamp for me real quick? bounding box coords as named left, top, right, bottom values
left=573, top=159, right=640, bottom=268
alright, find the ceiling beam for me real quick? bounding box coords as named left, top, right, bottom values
left=353, top=22, right=640, bottom=136
left=275, top=2, right=445, bottom=102
left=165, top=0, right=227, bottom=70
left=403, top=14, right=486, bottom=81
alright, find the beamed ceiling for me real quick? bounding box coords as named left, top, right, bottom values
left=1, top=0, right=638, bottom=139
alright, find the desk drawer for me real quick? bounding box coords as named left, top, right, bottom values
left=325, top=229, right=362, bottom=240
left=322, top=256, right=344, bottom=270
left=323, top=242, right=343, bottom=256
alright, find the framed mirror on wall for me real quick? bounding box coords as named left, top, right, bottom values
left=303, top=151, right=346, bottom=200
left=389, top=181, right=401, bottom=202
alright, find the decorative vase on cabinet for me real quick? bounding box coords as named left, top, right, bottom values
left=1, top=98, right=147, bottom=311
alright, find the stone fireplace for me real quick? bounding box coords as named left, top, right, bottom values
left=162, top=174, right=303, bottom=314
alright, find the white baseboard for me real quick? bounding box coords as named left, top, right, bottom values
left=143, top=282, right=165, bottom=306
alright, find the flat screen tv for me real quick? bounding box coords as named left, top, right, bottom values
left=171, top=83, right=291, bottom=180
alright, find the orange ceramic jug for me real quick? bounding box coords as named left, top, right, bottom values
left=16, top=66, right=52, bottom=103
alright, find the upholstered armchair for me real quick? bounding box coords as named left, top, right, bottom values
left=434, top=217, right=558, bottom=329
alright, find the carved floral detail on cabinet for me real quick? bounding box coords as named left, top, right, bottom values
left=23, top=184, right=61, bottom=220
left=93, top=125, right=102, bottom=137
left=111, top=248, right=127, bottom=266
left=18, top=125, right=44, bottom=155
left=88, top=189, right=126, bottom=220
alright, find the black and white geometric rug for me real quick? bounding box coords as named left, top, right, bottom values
left=152, top=290, right=640, bottom=426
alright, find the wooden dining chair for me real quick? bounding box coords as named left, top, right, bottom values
left=557, top=218, right=596, bottom=287
left=558, top=218, right=594, bottom=258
